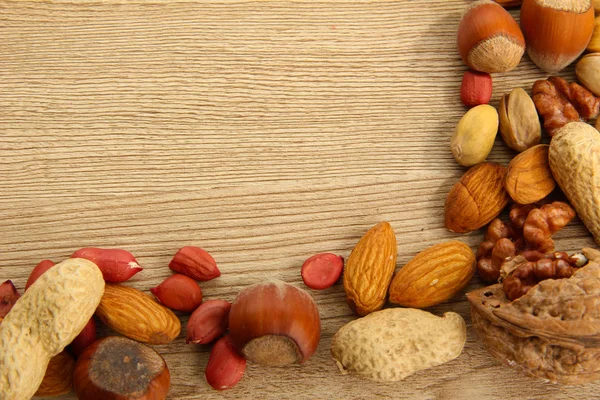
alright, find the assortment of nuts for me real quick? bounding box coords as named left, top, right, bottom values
left=4, top=0, right=600, bottom=397
left=450, top=0, right=600, bottom=384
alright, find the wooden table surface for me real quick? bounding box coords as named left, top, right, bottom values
left=1, top=0, right=598, bottom=399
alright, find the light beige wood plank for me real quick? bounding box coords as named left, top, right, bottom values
left=0, top=1, right=596, bottom=399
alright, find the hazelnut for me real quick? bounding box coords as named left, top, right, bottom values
left=457, top=0, right=525, bottom=73
left=521, top=0, right=595, bottom=73
left=73, top=336, right=170, bottom=400
left=228, top=279, right=321, bottom=367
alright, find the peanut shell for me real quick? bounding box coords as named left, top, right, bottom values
left=343, top=222, right=397, bottom=316
left=0, top=258, right=104, bottom=399
left=505, top=144, right=555, bottom=204
left=331, top=308, right=466, bottom=382
left=549, top=122, right=600, bottom=245
left=389, top=241, right=475, bottom=308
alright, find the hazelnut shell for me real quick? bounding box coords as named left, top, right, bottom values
left=457, top=0, right=525, bottom=73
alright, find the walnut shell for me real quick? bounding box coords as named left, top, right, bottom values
left=468, top=248, right=600, bottom=384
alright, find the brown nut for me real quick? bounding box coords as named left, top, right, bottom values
left=533, top=76, right=600, bottom=137
left=520, top=0, right=594, bottom=73
left=468, top=248, right=600, bottom=384
left=501, top=253, right=580, bottom=301
left=389, top=241, right=475, bottom=308
left=229, top=280, right=321, bottom=366
left=35, top=351, right=76, bottom=397
left=343, top=222, right=397, bottom=316
left=498, top=88, right=541, bottom=152
left=505, top=144, right=555, bottom=204
left=95, top=284, right=181, bottom=345
left=457, top=0, right=525, bottom=73
left=445, top=162, right=509, bottom=233
left=74, top=336, right=170, bottom=400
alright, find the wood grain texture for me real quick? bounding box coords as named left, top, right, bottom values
left=0, top=0, right=597, bottom=399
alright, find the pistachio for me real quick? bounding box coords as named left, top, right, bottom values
left=498, top=88, right=541, bottom=152
left=450, top=104, right=499, bottom=167
left=576, top=53, right=600, bottom=97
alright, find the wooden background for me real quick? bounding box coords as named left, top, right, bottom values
left=0, top=0, right=598, bottom=398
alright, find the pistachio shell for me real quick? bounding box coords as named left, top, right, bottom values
left=576, top=53, right=600, bottom=97
left=450, top=104, right=499, bottom=167
left=498, top=88, right=541, bottom=152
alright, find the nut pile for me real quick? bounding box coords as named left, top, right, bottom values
left=5, top=0, right=600, bottom=396
left=0, top=246, right=325, bottom=397
left=449, top=0, right=600, bottom=384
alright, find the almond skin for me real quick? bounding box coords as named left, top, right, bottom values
left=96, top=284, right=181, bottom=344
left=389, top=241, right=475, bottom=308
left=445, top=162, right=509, bottom=233
left=343, top=222, right=397, bottom=317
left=505, top=144, right=555, bottom=205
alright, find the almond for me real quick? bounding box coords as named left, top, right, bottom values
left=35, top=351, right=76, bottom=397
left=343, top=222, right=397, bottom=317
left=95, top=284, right=181, bottom=344
left=505, top=144, right=555, bottom=204
left=445, top=162, right=509, bottom=233
left=389, top=241, right=475, bottom=308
